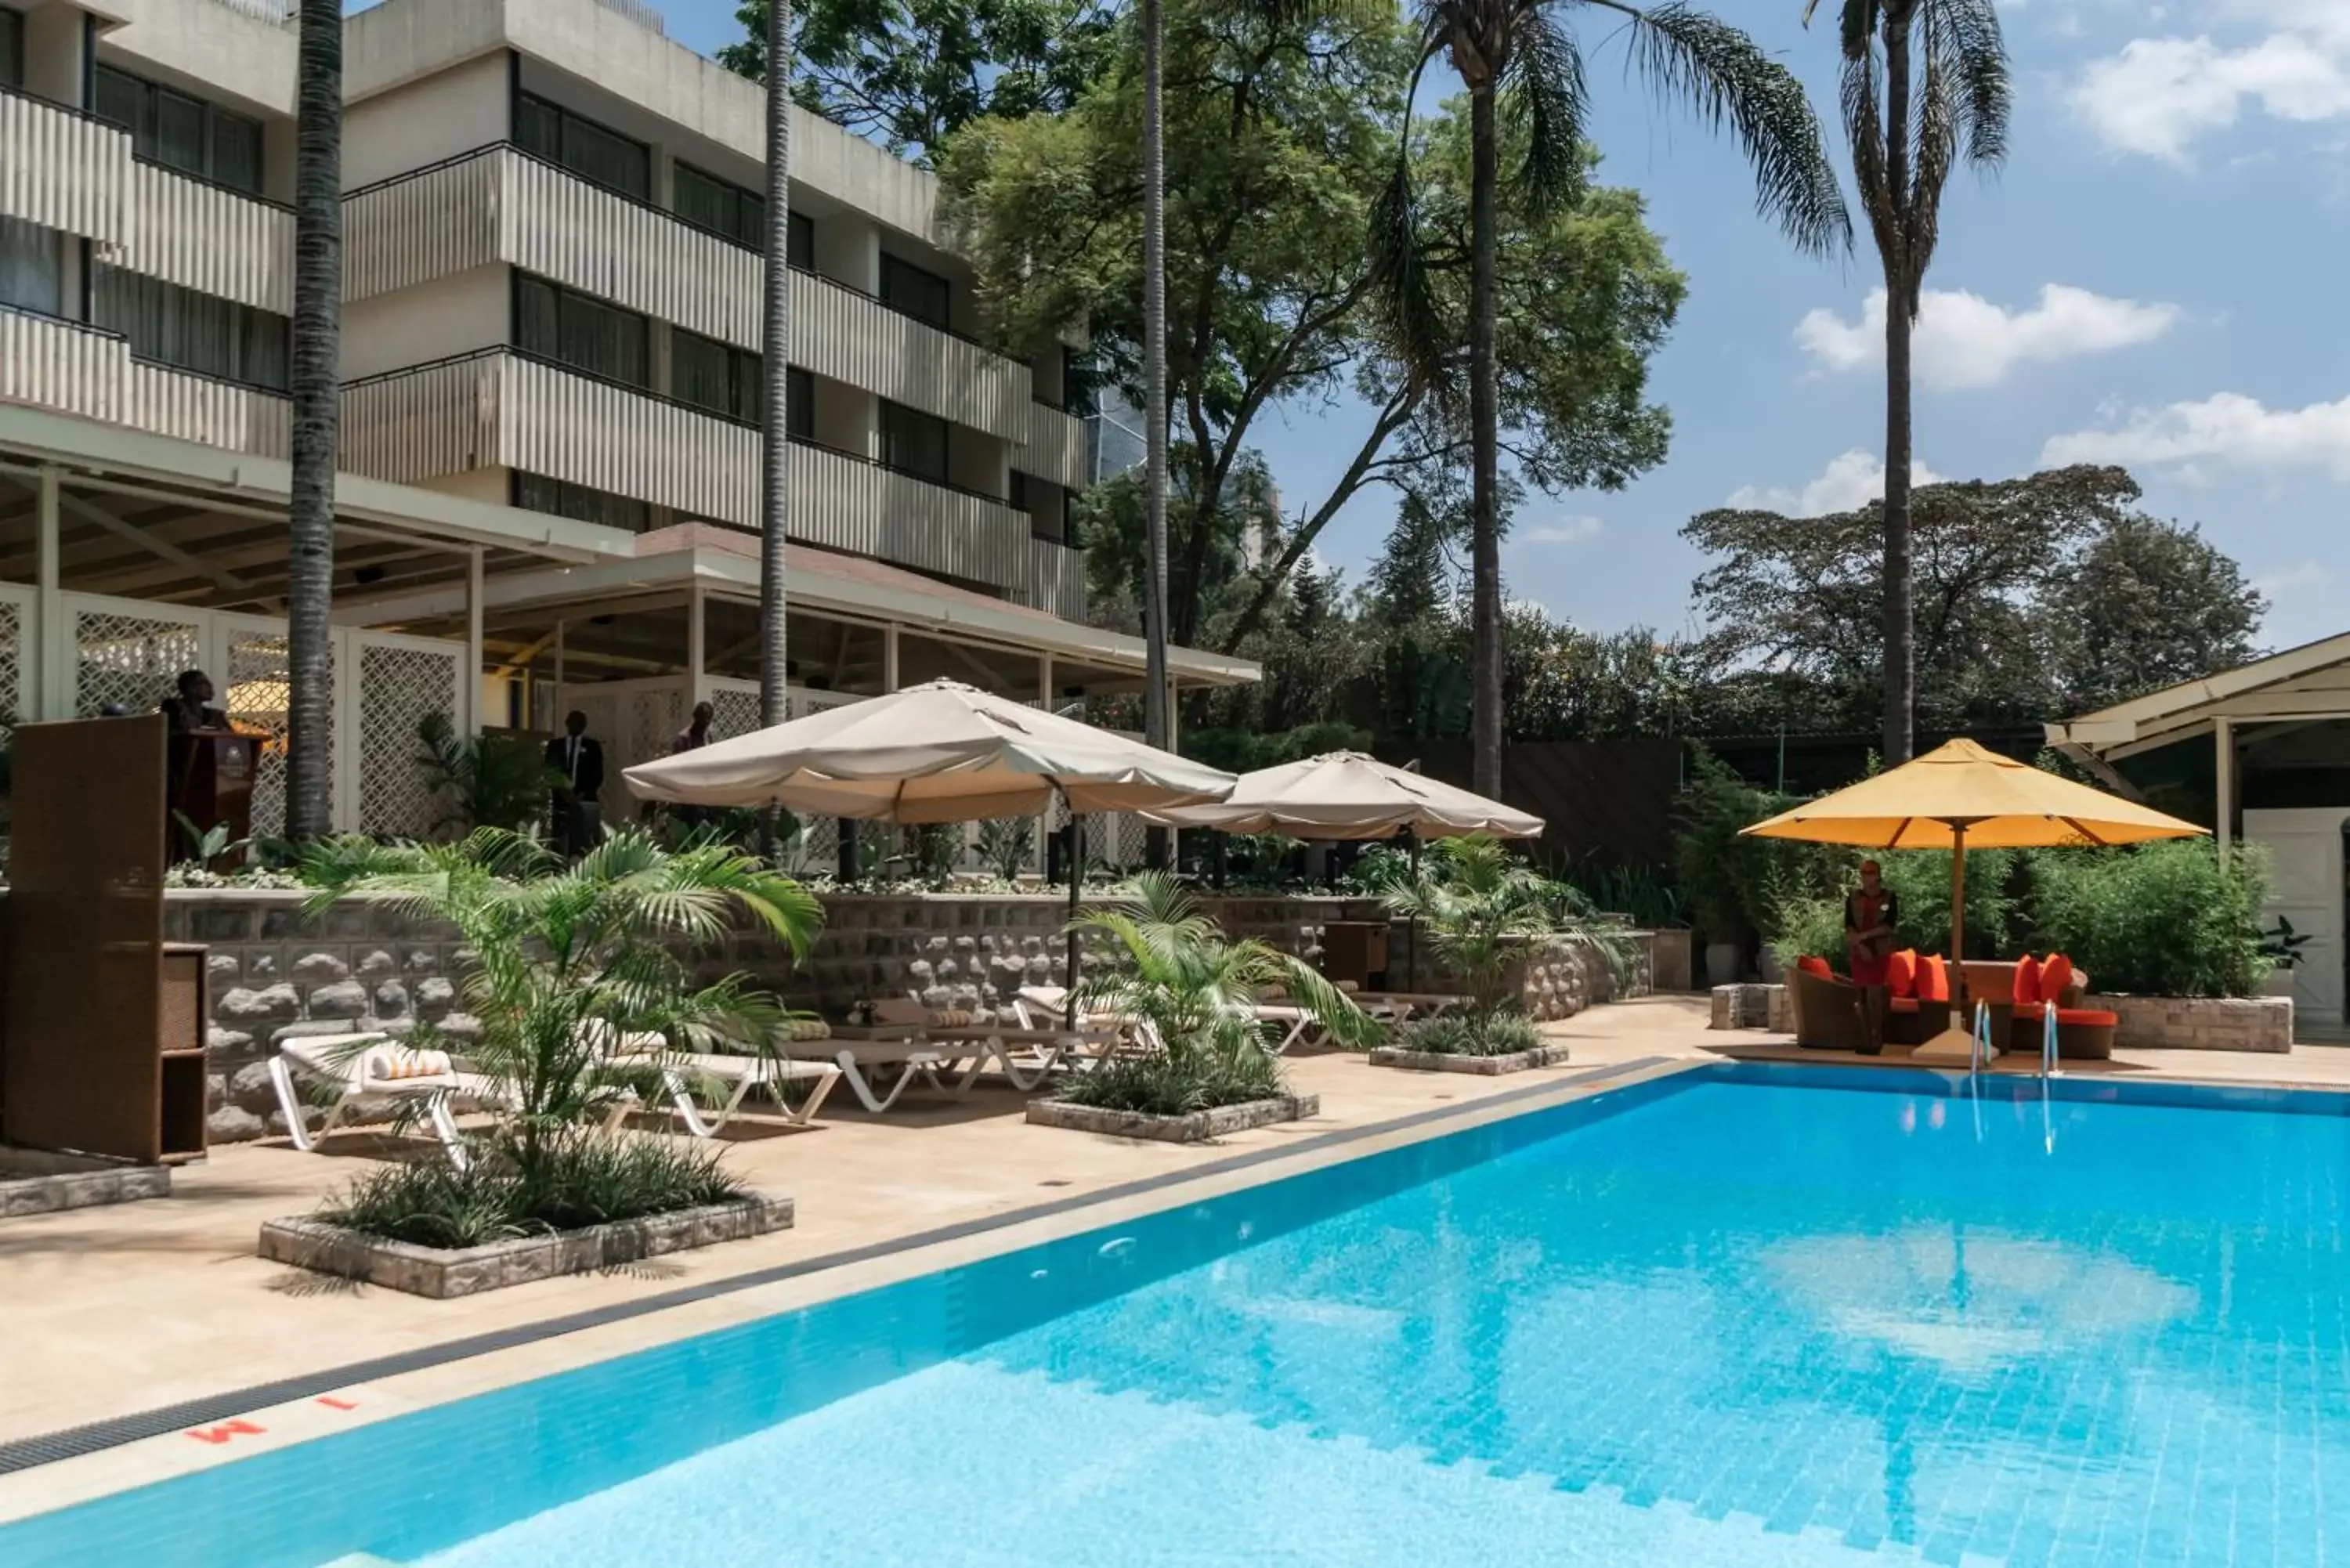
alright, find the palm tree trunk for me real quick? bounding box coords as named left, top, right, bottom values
left=757, top=0, right=793, bottom=732
left=1879, top=5, right=1916, bottom=765
left=284, top=0, right=342, bottom=840
left=1467, top=86, right=1504, bottom=800
left=1140, top=0, right=1171, bottom=867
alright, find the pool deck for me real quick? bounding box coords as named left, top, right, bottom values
left=5, top=992, right=2348, bottom=1519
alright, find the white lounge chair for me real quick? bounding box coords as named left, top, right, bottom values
left=656, top=1052, right=843, bottom=1136
left=266, top=1032, right=483, bottom=1169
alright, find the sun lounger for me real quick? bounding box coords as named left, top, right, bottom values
left=1350, top=991, right=1472, bottom=1023
left=776, top=1019, right=973, bottom=1114
left=657, top=1053, right=843, bottom=1136
left=266, top=1032, right=479, bottom=1168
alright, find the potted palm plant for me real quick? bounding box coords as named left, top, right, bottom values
left=1029, top=872, right=1375, bottom=1142
left=258, top=827, right=823, bottom=1296
left=1365, top=834, right=1575, bottom=1071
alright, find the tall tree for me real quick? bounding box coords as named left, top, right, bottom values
left=1139, top=0, right=1170, bottom=861
left=1807, top=0, right=2010, bottom=763
left=2048, top=514, right=2265, bottom=712
left=720, top=0, right=1114, bottom=164
left=757, top=0, right=794, bottom=735
left=1368, top=1, right=1849, bottom=799
left=285, top=0, right=342, bottom=840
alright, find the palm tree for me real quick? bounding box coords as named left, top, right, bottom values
left=1368, top=1, right=1849, bottom=798
left=285, top=0, right=343, bottom=840
left=1806, top=0, right=2008, bottom=764
left=757, top=0, right=794, bottom=734
left=1139, top=0, right=1171, bottom=868
left=302, top=827, right=822, bottom=1181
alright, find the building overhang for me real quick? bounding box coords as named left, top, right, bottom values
left=338, top=535, right=1262, bottom=690
left=2045, top=630, right=2350, bottom=762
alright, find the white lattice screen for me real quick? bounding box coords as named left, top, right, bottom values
left=356, top=638, right=461, bottom=838
left=71, top=605, right=204, bottom=718
left=0, top=598, right=23, bottom=734
left=222, top=622, right=305, bottom=838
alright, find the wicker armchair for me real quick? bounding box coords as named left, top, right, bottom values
left=1787, top=964, right=1874, bottom=1053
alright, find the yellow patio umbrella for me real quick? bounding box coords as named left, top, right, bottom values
left=1740, top=739, right=2206, bottom=1037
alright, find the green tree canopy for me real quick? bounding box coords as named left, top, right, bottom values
left=1681, top=464, right=2265, bottom=732
left=719, top=0, right=1115, bottom=164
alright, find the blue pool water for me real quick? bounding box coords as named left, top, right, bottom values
left=13, top=1066, right=2350, bottom=1566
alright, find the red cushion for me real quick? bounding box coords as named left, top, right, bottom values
left=1885, top=950, right=1917, bottom=999
left=2014, top=1000, right=2049, bottom=1021
left=2056, top=1008, right=2119, bottom=1027
left=2037, top=954, right=2075, bottom=1005
left=2012, top=956, right=2042, bottom=1006
left=1889, top=997, right=1921, bottom=1013
left=1798, top=956, right=1834, bottom=981
left=1916, top=955, right=1951, bottom=1005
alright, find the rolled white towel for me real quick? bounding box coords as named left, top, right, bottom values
left=363, top=1044, right=454, bottom=1082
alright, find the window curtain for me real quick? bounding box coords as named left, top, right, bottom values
left=516, top=275, right=649, bottom=390
left=93, top=266, right=290, bottom=390
left=0, top=219, right=63, bottom=317
left=881, top=400, right=949, bottom=481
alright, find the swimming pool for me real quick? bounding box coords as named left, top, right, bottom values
left=9, top=1064, right=2350, bottom=1566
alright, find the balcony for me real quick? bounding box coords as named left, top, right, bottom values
left=127, top=360, right=290, bottom=458
left=339, top=349, right=1058, bottom=601
left=0, top=308, right=128, bottom=425
left=342, top=143, right=1042, bottom=448
left=0, top=85, right=130, bottom=248
left=1021, top=396, right=1091, bottom=491
left=117, top=160, right=295, bottom=316
left=1027, top=536, right=1086, bottom=623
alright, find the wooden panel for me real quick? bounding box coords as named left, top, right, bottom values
left=3, top=715, right=168, bottom=1162
left=1378, top=739, right=1683, bottom=873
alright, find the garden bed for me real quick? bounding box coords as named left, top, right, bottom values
left=0, top=1148, right=172, bottom=1218
left=1366, top=1042, right=1574, bottom=1075
left=2084, top=993, right=2294, bottom=1053
left=1025, top=1093, right=1320, bottom=1144
left=257, top=1194, right=794, bottom=1298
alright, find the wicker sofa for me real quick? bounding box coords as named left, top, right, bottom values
left=1786, top=964, right=1874, bottom=1052
left=1961, top=958, right=2116, bottom=1059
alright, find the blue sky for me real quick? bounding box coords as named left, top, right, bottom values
left=662, top=0, right=2349, bottom=650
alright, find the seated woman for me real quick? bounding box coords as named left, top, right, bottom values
left=1843, top=859, right=1900, bottom=1050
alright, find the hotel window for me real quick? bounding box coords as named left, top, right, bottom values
left=92, top=66, right=266, bottom=195
left=512, top=473, right=650, bottom=532
left=672, top=329, right=761, bottom=425
left=0, top=217, right=63, bottom=317
left=879, top=399, right=949, bottom=482
left=786, top=367, right=813, bottom=441
left=514, top=273, right=649, bottom=389
left=514, top=91, right=649, bottom=201
left=1009, top=470, right=1030, bottom=513
left=879, top=254, right=951, bottom=330
left=673, top=162, right=763, bottom=248
left=789, top=212, right=814, bottom=270
left=92, top=267, right=289, bottom=390
left=1, top=9, right=22, bottom=89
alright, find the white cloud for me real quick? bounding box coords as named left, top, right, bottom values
left=2254, top=558, right=2337, bottom=602
left=1513, top=514, right=1603, bottom=547
left=2071, top=33, right=2350, bottom=162
left=1795, top=285, right=2182, bottom=389
left=1727, top=450, right=1948, bottom=518
left=2040, top=390, right=2350, bottom=476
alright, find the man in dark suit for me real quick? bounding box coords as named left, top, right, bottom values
left=545, top=710, right=606, bottom=857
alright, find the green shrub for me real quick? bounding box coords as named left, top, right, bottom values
left=1399, top=1011, right=1545, bottom=1057
left=324, top=1130, right=746, bottom=1249
left=1054, top=1016, right=1287, bottom=1115
left=1875, top=848, right=2024, bottom=959
left=1674, top=749, right=1842, bottom=941
left=2026, top=840, right=2272, bottom=997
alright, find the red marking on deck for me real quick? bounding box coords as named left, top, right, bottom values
left=316, top=1396, right=359, bottom=1411
left=186, top=1419, right=266, bottom=1445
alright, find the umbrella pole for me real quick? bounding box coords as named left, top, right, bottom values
left=1407, top=833, right=1421, bottom=992
left=1949, top=821, right=1969, bottom=1027
left=1063, top=795, right=1083, bottom=995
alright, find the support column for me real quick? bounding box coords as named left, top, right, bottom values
left=2215, top=717, right=2236, bottom=862
left=686, top=587, right=706, bottom=701
left=883, top=623, right=901, bottom=694
left=553, top=619, right=566, bottom=714
left=34, top=468, right=62, bottom=720
left=1036, top=654, right=1055, bottom=876
left=464, top=547, right=485, bottom=738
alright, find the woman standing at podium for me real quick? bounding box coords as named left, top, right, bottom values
left=160, top=670, right=230, bottom=732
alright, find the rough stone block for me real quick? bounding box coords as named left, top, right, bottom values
left=208, top=1104, right=266, bottom=1142
left=219, top=984, right=301, bottom=1025
left=205, top=952, right=240, bottom=985
left=307, top=980, right=370, bottom=1019
left=190, top=905, right=257, bottom=942
left=374, top=981, right=410, bottom=1017
left=291, top=952, right=351, bottom=985
left=356, top=948, right=400, bottom=981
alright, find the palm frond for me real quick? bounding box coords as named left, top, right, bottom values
left=1924, top=0, right=2009, bottom=168
left=1365, top=42, right=1455, bottom=404
left=1506, top=7, right=1589, bottom=215
left=1593, top=0, right=1852, bottom=257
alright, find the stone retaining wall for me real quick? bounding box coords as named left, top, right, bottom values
left=150, top=889, right=1645, bottom=1144
left=2086, top=993, right=2295, bottom=1053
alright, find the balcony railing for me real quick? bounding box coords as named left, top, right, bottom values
left=342, top=143, right=1044, bottom=448
left=0, top=306, right=128, bottom=425
left=0, top=83, right=131, bottom=247
left=127, top=359, right=291, bottom=458
left=340, top=349, right=1059, bottom=599
left=1020, top=396, right=1091, bottom=491
left=116, top=158, right=295, bottom=316
left=1027, top=536, right=1086, bottom=623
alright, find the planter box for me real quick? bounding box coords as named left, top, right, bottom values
left=1367, top=1042, right=1574, bottom=1075
left=2086, top=993, right=2295, bottom=1054
left=257, top=1195, right=794, bottom=1299
left=1025, top=1093, right=1319, bottom=1144
left=1, top=1150, right=172, bottom=1219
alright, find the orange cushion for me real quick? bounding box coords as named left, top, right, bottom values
left=1889, top=997, right=1921, bottom=1013
left=1885, top=950, right=1917, bottom=998
left=1798, top=956, right=1833, bottom=981
left=2056, top=1008, right=2118, bottom=1027
left=1916, top=955, right=1951, bottom=1005
left=2012, top=956, right=2042, bottom=1006
left=2037, top=954, right=2074, bottom=1005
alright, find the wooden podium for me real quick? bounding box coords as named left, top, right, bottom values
left=166, top=729, right=256, bottom=861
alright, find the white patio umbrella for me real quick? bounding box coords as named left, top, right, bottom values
left=1140, top=750, right=1543, bottom=840
left=623, top=679, right=1236, bottom=983
left=1142, top=751, right=1544, bottom=988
